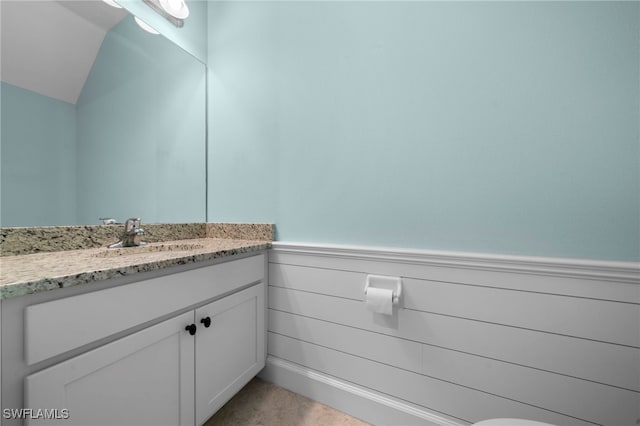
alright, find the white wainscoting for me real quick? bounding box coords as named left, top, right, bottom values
left=260, top=242, right=640, bottom=426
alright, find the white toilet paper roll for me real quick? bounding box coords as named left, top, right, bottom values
left=366, top=287, right=394, bottom=315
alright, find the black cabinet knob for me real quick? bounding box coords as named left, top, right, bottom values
left=200, top=316, right=211, bottom=328
left=185, top=324, right=197, bottom=335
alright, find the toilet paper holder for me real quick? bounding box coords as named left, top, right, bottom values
left=364, top=275, right=402, bottom=305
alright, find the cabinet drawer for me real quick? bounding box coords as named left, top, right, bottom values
left=25, top=254, right=265, bottom=365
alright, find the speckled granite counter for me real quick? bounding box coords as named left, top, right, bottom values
left=1, top=223, right=273, bottom=256
left=0, top=238, right=270, bottom=300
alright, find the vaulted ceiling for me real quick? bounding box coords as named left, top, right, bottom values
left=1, top=0, right=128, bottom=104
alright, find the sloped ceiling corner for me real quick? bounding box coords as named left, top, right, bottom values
left=1, top=0, right=127, bottom=104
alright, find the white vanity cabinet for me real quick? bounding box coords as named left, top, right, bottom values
left=20, top=253, right=266, bottom=426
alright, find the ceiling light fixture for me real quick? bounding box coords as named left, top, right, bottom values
left=142, top=0, right=186, bottom=28
left=134, top=16, right=160, bottom=34
left=159, top=0, right=189, bottom=19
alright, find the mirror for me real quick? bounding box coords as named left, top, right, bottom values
left=0, top=0, right=207, bottom=227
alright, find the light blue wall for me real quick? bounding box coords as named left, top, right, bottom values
left=208, top=1, right=640, bottom=261
left=76, top=16, right=206, bottom=225
left=208, top=1, right=280, bottom=225
left=0, top=82, right=77, bottom=226
left=119, top=0, right=207, bottom=63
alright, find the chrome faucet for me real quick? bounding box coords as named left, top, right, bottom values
left=108, top=217, right=146, bottom=248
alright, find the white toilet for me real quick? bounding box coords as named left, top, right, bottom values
left=473, top=419, right=556, bottom=426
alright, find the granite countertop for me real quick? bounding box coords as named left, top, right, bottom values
left=0, top=238, right=271, bottom=300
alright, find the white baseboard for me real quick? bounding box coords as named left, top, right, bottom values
left=259, top=356, right=467, bottom=426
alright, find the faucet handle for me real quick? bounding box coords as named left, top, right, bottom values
left=124, top=217, right=141, bottom=232
left=99, top=218, right=117, bottom=225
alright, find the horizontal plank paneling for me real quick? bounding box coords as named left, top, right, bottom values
left=268, top=332, right=594, bottom=426
left=266, top=244, right=640, bottom=425
left=270, top=250, right=640, bottom=303
left=269, top=285, right=640, bottom=392
left=403, top=278, right=640, bottom=347
left=269, top=309, right=638, bottom=426
left=420, top=345, right=638, bottom=426
left=270, top=262, right=639, bottom=347
left=269, top=263, right=364, bottom=300
left=269, top=309, right=422, bottom=373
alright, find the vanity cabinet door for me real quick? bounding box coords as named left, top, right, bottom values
left=25, top=311, right=195, bottom=426
left=195, top=283, right=265, bottom=426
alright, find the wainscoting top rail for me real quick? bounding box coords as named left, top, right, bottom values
left=271, top=242, right=640, bottom=284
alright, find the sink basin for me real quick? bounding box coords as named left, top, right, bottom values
left=94, top=243, right=205, bottom=258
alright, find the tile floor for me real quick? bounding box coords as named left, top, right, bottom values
left=204, top=377, right=371, bottom=426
